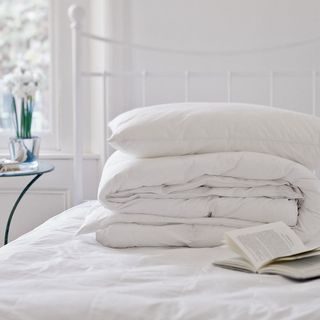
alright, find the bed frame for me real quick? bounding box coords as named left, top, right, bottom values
left=68, top=4, right=320, bottom=205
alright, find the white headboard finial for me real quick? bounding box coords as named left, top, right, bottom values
left=68, top=5, right=85, bottom=29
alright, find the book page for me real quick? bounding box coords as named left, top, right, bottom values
left=213, top=257, right=255, bottom=273
left=275, top=248, right=320, bottom=262
left=261, top=255, right=320, bottom=280
left=225, top=222, right=307, bottom=270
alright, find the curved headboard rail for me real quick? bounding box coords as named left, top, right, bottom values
left=81, top=31, right=320, bottom=56
left=68, top=4, right=320, bottom=205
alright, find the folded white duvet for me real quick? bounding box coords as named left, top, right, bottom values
left=79, top=151, right=320, bottom=248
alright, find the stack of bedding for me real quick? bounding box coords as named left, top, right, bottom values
left=79, top=102, right=320, bottom=248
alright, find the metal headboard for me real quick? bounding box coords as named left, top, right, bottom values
left=68, top=4, right=320, bottom=205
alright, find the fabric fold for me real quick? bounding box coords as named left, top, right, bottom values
left=78, top=150, right=320, bottom=248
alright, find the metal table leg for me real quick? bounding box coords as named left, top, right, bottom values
left=4, top=173, right=43, bottom=245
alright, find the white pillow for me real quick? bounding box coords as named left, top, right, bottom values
left=108, top=102, right=320, bottom=169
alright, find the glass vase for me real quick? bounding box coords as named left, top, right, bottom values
left=9, top=136, right=40, bottom=170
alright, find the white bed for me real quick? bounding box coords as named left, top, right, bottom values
left=1, top=4, right=320, bottom=320
left=0, top=201, right=319, bottom=320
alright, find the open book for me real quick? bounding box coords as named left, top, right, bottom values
left=214, top=221, right=320, bottom=280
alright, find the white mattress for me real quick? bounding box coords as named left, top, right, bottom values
left=0, top=201, right=319, bottom=320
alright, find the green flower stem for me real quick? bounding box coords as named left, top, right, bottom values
left=28, top=97, right=33, bottom=138
left=20, top=98, right=25, bottom=138
left=11, top=96, right=19, bottom=138
left=12, top=95, right=34, bottom=139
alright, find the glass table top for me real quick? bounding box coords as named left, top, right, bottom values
left=0, top=161, right=54, bottom=177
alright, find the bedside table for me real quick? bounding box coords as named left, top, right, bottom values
left=0, top=161, right=54, bottom=245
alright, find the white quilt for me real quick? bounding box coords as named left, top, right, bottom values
left=1, top=201, right=320, bottom=320
left=93, top=151, right=320, bottom=247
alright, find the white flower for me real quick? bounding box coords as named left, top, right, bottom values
left=25, top=82, right=37, bottom=96
left=2, top=65, right=45, bottom=98
left=33, top=69, right=45, bottom=89
left=12, top=86, right=25, bottom=98
left=2, top=73, right=15, bottom=93
left=22, top=71, right=33, bottom=84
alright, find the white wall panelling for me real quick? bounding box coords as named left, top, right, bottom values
left=0, top=157, right=99, bottom=245
left=0, top=189, right=70, bottom=244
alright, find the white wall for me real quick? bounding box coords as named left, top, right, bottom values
left=99, top=0, right=320, bottom=120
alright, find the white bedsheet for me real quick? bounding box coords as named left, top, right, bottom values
left=0, top=201, right=320, bottom=320
left=97, top=151, right=320, bottom=246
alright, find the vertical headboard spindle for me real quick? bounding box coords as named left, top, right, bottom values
left=269, top=71, right=274, bottom=107
left=227, top=71, right=232, bottom=102
left=141, top=70, right=147, bottom=107
left=312, top=70, right=317, bottom=116
left=184, top=70, right=190, bottom=102
left=68, top=5, right=85, bottom=205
